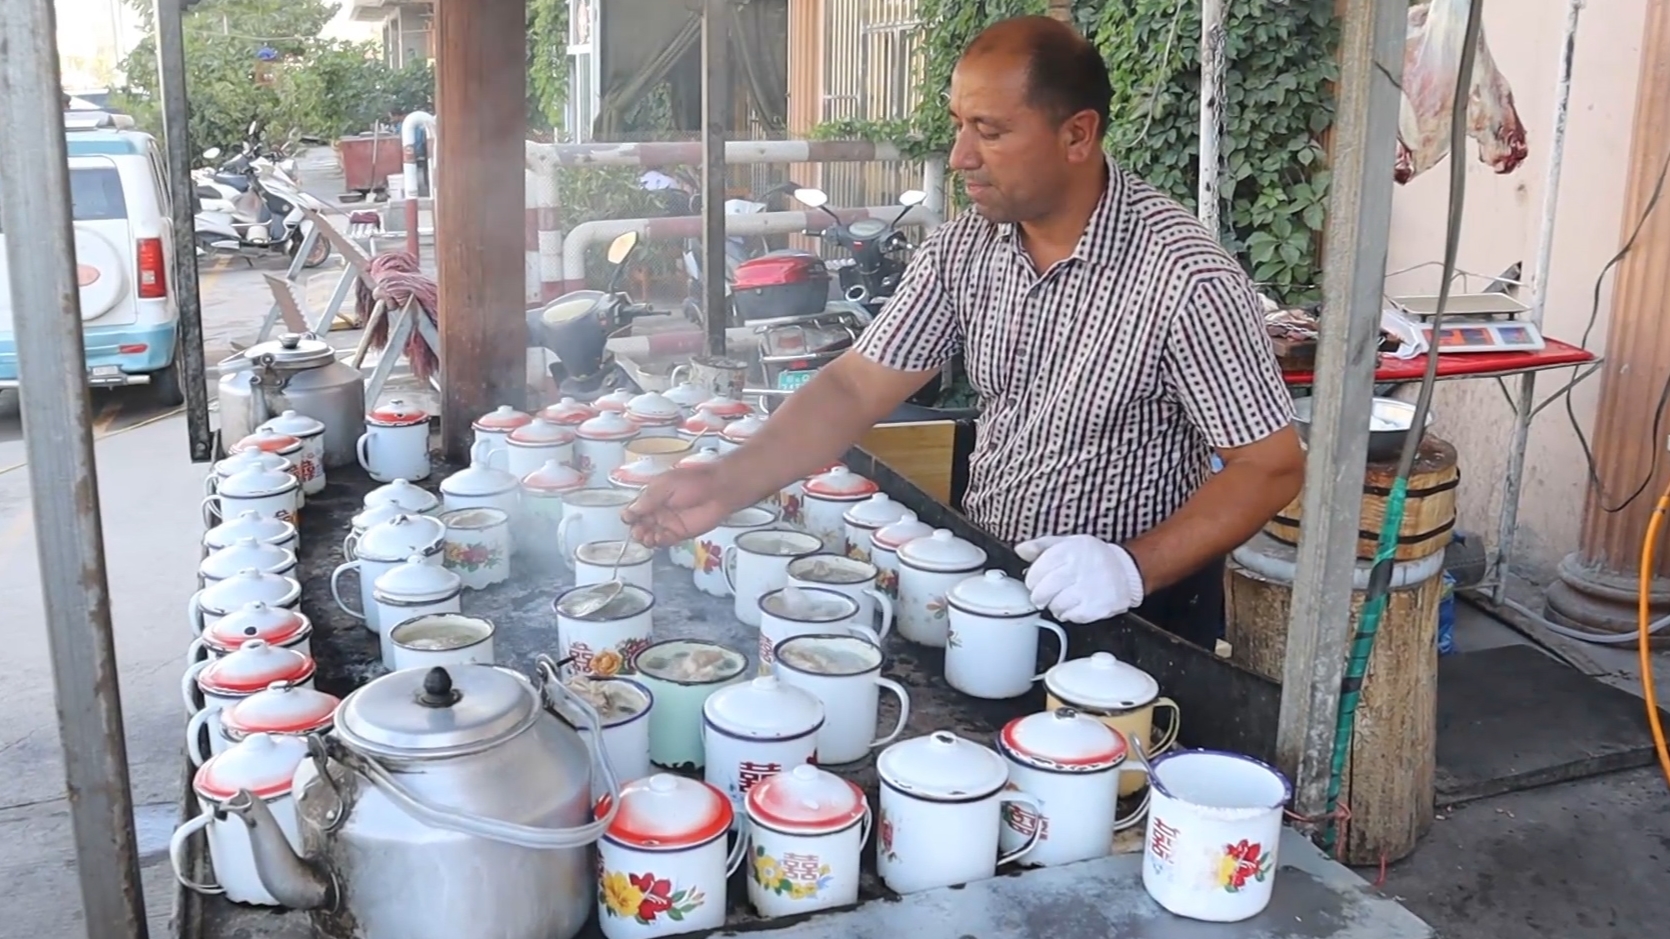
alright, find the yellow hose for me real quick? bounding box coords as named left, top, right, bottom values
left=1638, top=485, right=1670, bottom=789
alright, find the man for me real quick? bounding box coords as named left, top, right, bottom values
left=626, top=15, right=1304, bottom=647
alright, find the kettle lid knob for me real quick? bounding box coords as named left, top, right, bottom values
left=279, top=333, right=301, bottom=350
left=417, top=667, right=460, bottom=708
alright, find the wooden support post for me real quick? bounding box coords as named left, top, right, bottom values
left=1275, top=0, right=1408, bottom=830
left=702, top=0, right=732, bottom=356
left=435, top=0, right=528, bottom=461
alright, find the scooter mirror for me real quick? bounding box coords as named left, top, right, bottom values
left=898, top=189, right=927, bottom=207
left=607, top=231, right=640, bottom=264
left=248, top=120, right=260, bottom=136
left=792, top=188, right=830, bottom=209
left=203, top=147, right=222, bottom=161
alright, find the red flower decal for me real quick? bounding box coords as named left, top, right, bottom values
left=630, top=873, right=673, bottom=919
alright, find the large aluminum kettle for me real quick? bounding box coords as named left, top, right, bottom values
left=225, top=658, right=619, bottom=939
left=219, top=332, right=366, bottom=468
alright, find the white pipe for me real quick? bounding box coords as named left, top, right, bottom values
left=561, top=206, right=941, bottom=284
left=922, top=156, right=947, bottom=217
left=1198, top=0, right=1227, bottom=239
left=400, top=111, right=436, bottom=257
left=525, top=139, right=908, bottom=170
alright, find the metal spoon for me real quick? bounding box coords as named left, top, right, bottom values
left=566, top=538, right=635, bottom=616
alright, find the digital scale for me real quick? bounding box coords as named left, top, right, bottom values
left=1388, top=293, right=1547, bottom=354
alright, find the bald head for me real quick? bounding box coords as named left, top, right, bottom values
left=962, top=15, right=1112, bottom=140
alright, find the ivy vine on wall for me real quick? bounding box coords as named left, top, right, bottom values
left=815, top=0, right=1338, bottom=303
left=527, top=0, right=572, bottom=135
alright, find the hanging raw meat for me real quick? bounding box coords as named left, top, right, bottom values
left=1395, top=0, right=1529, bottom=185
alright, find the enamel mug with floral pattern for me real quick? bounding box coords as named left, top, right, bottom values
left=1141, top=750, right=1290, bottom=922
left=997, top=707, right=1145, bottom=868
left=198, top=537, right=297, bottom=588
left=692, top=504, right=779, bottom=598
left=185, top=678, right=337, bottom=766
left=187, top=569, right=302, bottom=638
left=755, top=585, right=882, bottom=676
left=556, top=488, right=636, bottom=565
left=189, top=600, right=313, bottom=663
left=371, top=556, right=464, bottom=662
left=202, top=510, right=297, bottom=557
left=785, top=553, right=895, bottom=641
left=895, top=529, right=987, bottom=648
left=201, top=465, right=300, bottom=529
left=633, top=639, right=750, bottom=771
left=554, top=583, right=656, bottom=681
left=745, top=764, right=870, bottom=918
left=725, top=528, right=824, bottom=628
left=775, top=460, right=842, bottom=530
left=667, top=447, right=723, bottom=569
left=470, top=404, right=532, bottom=457
left=182, top=639, right=317, bottom=752
left=357, top=398, right=432, bottom=482
left=1044, top=652, right=1182, bottom=798
left=800, top=466, right=880, bottom=553
left=329, top=512, right=447, bottom=634
left=574, top=410, right=641, bottom=486
left=701, top=675, right=824, bottom=816
left=625, top=391, right=682, bottom=438
left=841, top=493, right=911, bottom=563
left=772, top=634, right=910, bottom=766
left=867, top=511, right=932, bottom=602
left=170, top=732, right=310, bottom=905
left=945, top=571, right=1069, bottom=700
left=875, top=731, right=1044, bottom=895
left=229, top=428, right=309, bottom=504
left=595, top=774, right=744, bottom=939
left=440, top=506, right=512, bottom=590
left=257, top=410, right=328, bottom=496
left=575, top=540, right=656, bottom=593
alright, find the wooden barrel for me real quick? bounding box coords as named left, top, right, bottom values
left=1224, top=533, right=1440, bottom=867
left=1264, top=434, right=1459, bottom=561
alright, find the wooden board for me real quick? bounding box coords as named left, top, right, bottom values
left=860, top=421, right=957, bottom=504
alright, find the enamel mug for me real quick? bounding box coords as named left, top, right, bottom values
left=202, top=510, right=297, bottom=557
left=439, top=440, right=522, bottom=522
left=573, top=410, right=640, bottom=486
left=725, top=528, right=824, bottom=628
left=663, top=380, right=710, bottom=418
left=745, top=764, right=870, bottom=917
left=182, top=639, right=317, bottom=751
left=668, top=447, right=723, bottom=569
left=364, top=476, right=442, bottom=516
left=370, top=555, right=464, bottom=662
left=201, top=465, right=300, bottom=529
left=785, top=553, right=895, bottom=640
left=633, top=639, right=749, bottom=771
left=1044, top=652, right=1182, bottom=798
left=187, top=569, right=302, bottom=638
left=519, top=459, right=588, bottom=564
left=677, top=410, right=727, bottom=449
left=624, top=435, right=694, bottom=470
left=756, top=586, right=882, bottom=677
left=185, top=679, right=337, bottom=766
left=775, top=460, right=842, bottom=530
left=553, top=583, right=656, bottom=681
left=539, top=396, right=597, bottom=427
left=594, top=388, right=637, bottom=413
left=701, top=675, right=824, bottom=815
left=470, top=404, right=532, bottom=458
left=228, top=429, right=309, bottom=505
left=387, top=613, right=497, bottom=671
left=503, top=417, right=577, bottom=477
left=1141, top=750, right=1291, bottom=922
left=895, top=529, right=987, bottom=648
left=440, top=506, right=512, bottom=590
left=256, top=410, right=328, bottom=496
left=550, top=675, right=655, bottom=799
left=773, top=634, right=910, bottom=766
left=624, top=391, right=683, bottom=438
left=357, top=399, right=432, bottom=482
left=595, top=775, right=745, bottom=939
left=189, top=601, right=313, bottom=663
left=997, top=707, right=1146, bottom=868
left=556, top=488, right=636, bottom=565
left=717, top=412, right=765, bottom=455
left=203, top=449, right=289, bottom=503
left=341, top=502, right=408, bottom=561
left=867, top=511, right=933, bottom=602
left=799, top=466, right=880, bottom=553
left=875, top=731, right=1044, bottom=895
left=198, top=537, right=297, bottom=588
left=329, top=513, right=447, bottom=635
left=692, top=504, right=779, bottom=598
left=944, top=571, right=1069, bottom=700
left=841, top=493, right=911, bottom=563
left=170, top=733, right=310, bottom=906
left=574, top=539, right=656, bottom=592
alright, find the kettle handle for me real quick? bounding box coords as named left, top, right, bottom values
left=344, top=658, right=621, bottom=851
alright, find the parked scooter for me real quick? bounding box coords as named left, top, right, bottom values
left=527, top=232, right=669, bottom=402
left=793, top=186, right=926, bottom=319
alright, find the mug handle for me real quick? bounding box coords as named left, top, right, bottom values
left=356, top=432, right=373, bottom=472
left=556, top=514, right=578, bottom=570
left=858, top=802, right=874, bottom=848
left=669, top=364, right=689, bottom=386
left=864, top=587, right=894, bottom=640
left=342, top=530, right=359, bottom=560
left=185, top=590, right=205, bottom=638
left=486, top=447, right=510, bottom=471
left=185, top=706, right=218, bottom=767
left=1114, top=788, right=1153, bottom=832
left=1113, top=733, right=1155, bottom=831
left=1149, top=696, right=1181, bottom=754
left=185, top=637, right=211, bottom=667
left=995, top=790, right=1047, bottom=866
left=168, top=810, right=224, bottom=895
left=1031, top=620, right=1070, bottom=682
left=846, top=622, right=884, bottom=647
left=870, top=677, right=912, bottom=749
left=330, top=561, right=365, bottom=619
left=726, top=829, right=750, bottom=876
left=181, top=659, right=209, bottom=716
left=199, top=494, right=219, bottom=528
left=202, top=475, right=218, bottom=497
left=722, top=545, right=739, bottom=595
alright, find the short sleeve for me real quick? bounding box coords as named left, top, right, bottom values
left=1162, top=272, right=1294, bottom=450
left=852, top=230, right=962, bottom=372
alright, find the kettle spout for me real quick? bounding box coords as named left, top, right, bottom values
left=222, top=788, right=337, bottom=910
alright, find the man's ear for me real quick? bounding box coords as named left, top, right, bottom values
left=1062, top=110, right=1102, bottom=164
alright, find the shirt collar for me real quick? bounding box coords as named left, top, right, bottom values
left=996, top=155, right=1127, bottom=270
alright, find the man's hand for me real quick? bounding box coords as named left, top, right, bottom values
left=623, top=465, right=738, bottom=548
left=1015, top=535, right=1146, bottom=623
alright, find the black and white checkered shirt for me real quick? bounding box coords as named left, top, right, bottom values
left=854, top=159, right=1294, bottom=546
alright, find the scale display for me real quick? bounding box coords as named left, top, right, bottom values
left=1415, top=320, right=1546, bottom=354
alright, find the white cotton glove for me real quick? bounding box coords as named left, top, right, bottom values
left=1014, top=535, right=1146, bottom=624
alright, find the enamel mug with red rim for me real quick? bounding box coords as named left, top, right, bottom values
left=257, top=410, right=329, bottom=496
left=785, top=553, right=895, bottom=641
left=895, top=529, right=987, bottom=648
left=609, top=455, right=669, bottom=494
left=663, top=380, right=710, bottom=418
left=677, top=410, right=729, bottom=448
left=203, top=449, right=289, bottom=500
left=182, top=639, right=317, bottom=751
left=668, top=448, right=723, bottom=569
left=358, top=398, right=432, bottom=482
left=693, top=394, right=751, bottom=424
left=190, top=601, right=313, bottom=662
left=944, top=570, right=1069, bottom=700
left=202, top=465, right=300, bottom=528
left=595, top=774, right=744, bottom=939
left=772, top=633, right=910, bottom=766
left=725, top=528, right=824, bottom=628
left=187, top=568, right=302, bottom=637
left=471, top=404, right=532, bottom=457
left=504, top=416, right=577, bottom=476
left=717, top=412, right=766, bottom=455
left=230, top=428, right=309, bottom=504
left=868, top=510, right=933, bottom=602
left=371, top=555, right=465, bottom=662
left=874, top=730, right=1044, bottom=895
left=574, top=410, right=641, bottom=487
left=539, top=396, right=597, bottom=426
left=701, top=675, right=824, bottom=816
left=997, top=707, right=1143, bottom=868
left=756, top=585, right=879, bottom=676
left=841, top=493, right=911, bottom=563
left=186, top=678, right=338, bottom=766
left=745, top=763, right=871, bottom=917
left=519, top=459, right=589, bottom=558
left=594, top=388, right=637, bottom=414
left=170, top=732, right=310, bottom=905
left=692, top=504, right=780, bottom=599
left=203, top=510, right=297, bottom=557
left=198, top=537, right=297, bottom=588
left=776, top=460, right=843, bottom=530
left=800, top=466, right=880, bottom=553
left=625, top=391, right=682, bottom=438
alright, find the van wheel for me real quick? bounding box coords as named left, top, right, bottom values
left=151, top=348, right=185, bottom=408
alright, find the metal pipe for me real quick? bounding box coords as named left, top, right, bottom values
left=526, top=138, right=910, bottom=168
left=701, top=0, right=731, bottom=356
left=1197, top=0, right=1227, bottom=238
left=0, top=0, right=149, bottom=935
left=922, top=156, right=946, bottom=216
left=155, top=0, right=211, bottom=462
left=559, top=205, right=941, bottom=289
left=1491, top=0, right=1585, bottom=604
left=401, top=110, right=436, bottom=258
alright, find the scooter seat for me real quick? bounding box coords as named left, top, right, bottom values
left=214, top=173, right=252, bottom=192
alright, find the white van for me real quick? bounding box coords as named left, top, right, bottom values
left=0, top=111, right=183, bottom=405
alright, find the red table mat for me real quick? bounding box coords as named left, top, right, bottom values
left=1282, top=337, right=1597, bottom=386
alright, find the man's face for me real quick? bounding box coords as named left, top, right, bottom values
left=947, top=52, right=1087, bottom=224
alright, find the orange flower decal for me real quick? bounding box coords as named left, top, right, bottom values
left=694, top=539, right=722, bottom=573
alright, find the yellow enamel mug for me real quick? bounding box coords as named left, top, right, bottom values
left=1043, top=652, right=1180, bottom=797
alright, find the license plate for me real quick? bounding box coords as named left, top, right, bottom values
left=89, top=366, right=121, bottom=379
left=776, top=369, right=817, bottom=391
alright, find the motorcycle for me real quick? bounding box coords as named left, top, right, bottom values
left=792, top=186, right=926, bottom=319
left=526, top=231, right=668, bottom=402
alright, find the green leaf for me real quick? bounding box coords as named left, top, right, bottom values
left=1302, top=202, right=1326, bottom=231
